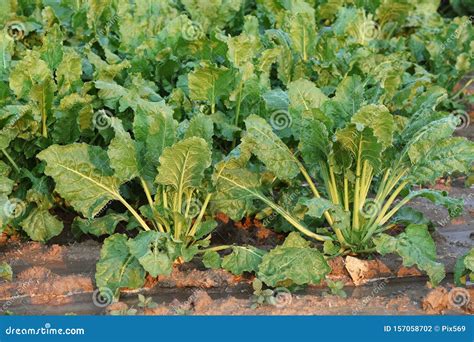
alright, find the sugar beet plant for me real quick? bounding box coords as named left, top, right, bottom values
left=214, top=95, right=473, bottom=286
left=0, top=0, right=473, bottom=295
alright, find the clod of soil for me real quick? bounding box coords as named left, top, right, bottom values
left=422, top=286, right=473, bottom=314
left=345, top=256, right=392, bottom=285
left=397, top=266, right=423, bottom=277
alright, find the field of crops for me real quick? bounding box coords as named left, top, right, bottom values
left=0, top=0, right=473, bottom=317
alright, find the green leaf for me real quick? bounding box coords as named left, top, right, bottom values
left=258, top=232, right=331, bottom=287
left=321, top=75, right=364, bottom=125
left=454, top=248, right=474, bottom=286
left=402, top=189, right=463, bottom=218
left=392, top=207, right=431, bottom=226
left=298, top=119, right=331, bottom=169
left=405, top=116, right=457, bottom=164
left=40, top=24, right=64, bottom=70
left=222, top=245, right=266, bottom=275
left=184, top=113, right=214, bottom=141
left=0, top=262, right=12, bottom=281
left=202, top=250, right=221, bottom=269
left=127, top=231, right=174, bottom=277
left=288, top=79, right=327, bottom=112
left=408, top=137, right=474, bottom=184
left=9, top=51, right=51, bottom=99
left=96, top=234, right=146, bottom=296
left=287, top=12, right=316, bottom=61
left=155, top=137, right=212, bottom=194
left=194, top=219, right=217, bottom=240
left=212, top=145, right=260, bottom=220
left=72, top=213, right=128, bottom=237
left=244, top=115, right=300, bottom=180
left=374, top=224, right=445, bottom=286
left=38, top=143, right=122, bottom=218
left=20, top=208, right=63, bottom=242
left=56, top=49, right=82, bottom=95
left=351, top=104, right=395, bottom=149
left=335, top=125, right=383, bottom=171
left=188, top=62, right=235, bottom=106
left=108, top=119, right=139, bottom=181
left=133, top=104, right=177, bottom=184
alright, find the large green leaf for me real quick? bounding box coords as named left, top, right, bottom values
left=108, top=119, right=139, bottom=181
left=287, top=12, right=316, bottom=61
left=133, top=103, right=177, bottom=184
left=408, top=137, right=474, bottom=184
left=321, top=75, right=364, bottom=125
left=38, top=143, right=122, bottom=218
left=127, top=231, right=174, bottom=277
left=212, top=144, right=260, bottom=220
left=244, top=115, right=300, bottom=180
left=20, top=208, right=64, bottom=242
left=258, top=232, right=331, bottom=286
left=221, top=246, right=266, bottom=275
left=188, top=62, right=235, bottom=106
left=155, top=137, right=211, bottom=194
left=405, top=116, right=457, bottom=164
left=96, top=234, right=146, bottom=296
left=335, top=125, right=383, bottom=170
left=72, top=213, right=128, bottom=237
left=288, top=79, right=327, bottom=112
left=374, top=224, right=445, bottom=286
left=298, top=119, right=331, bottom=169
left=351, top=104, right=395, bottom=149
